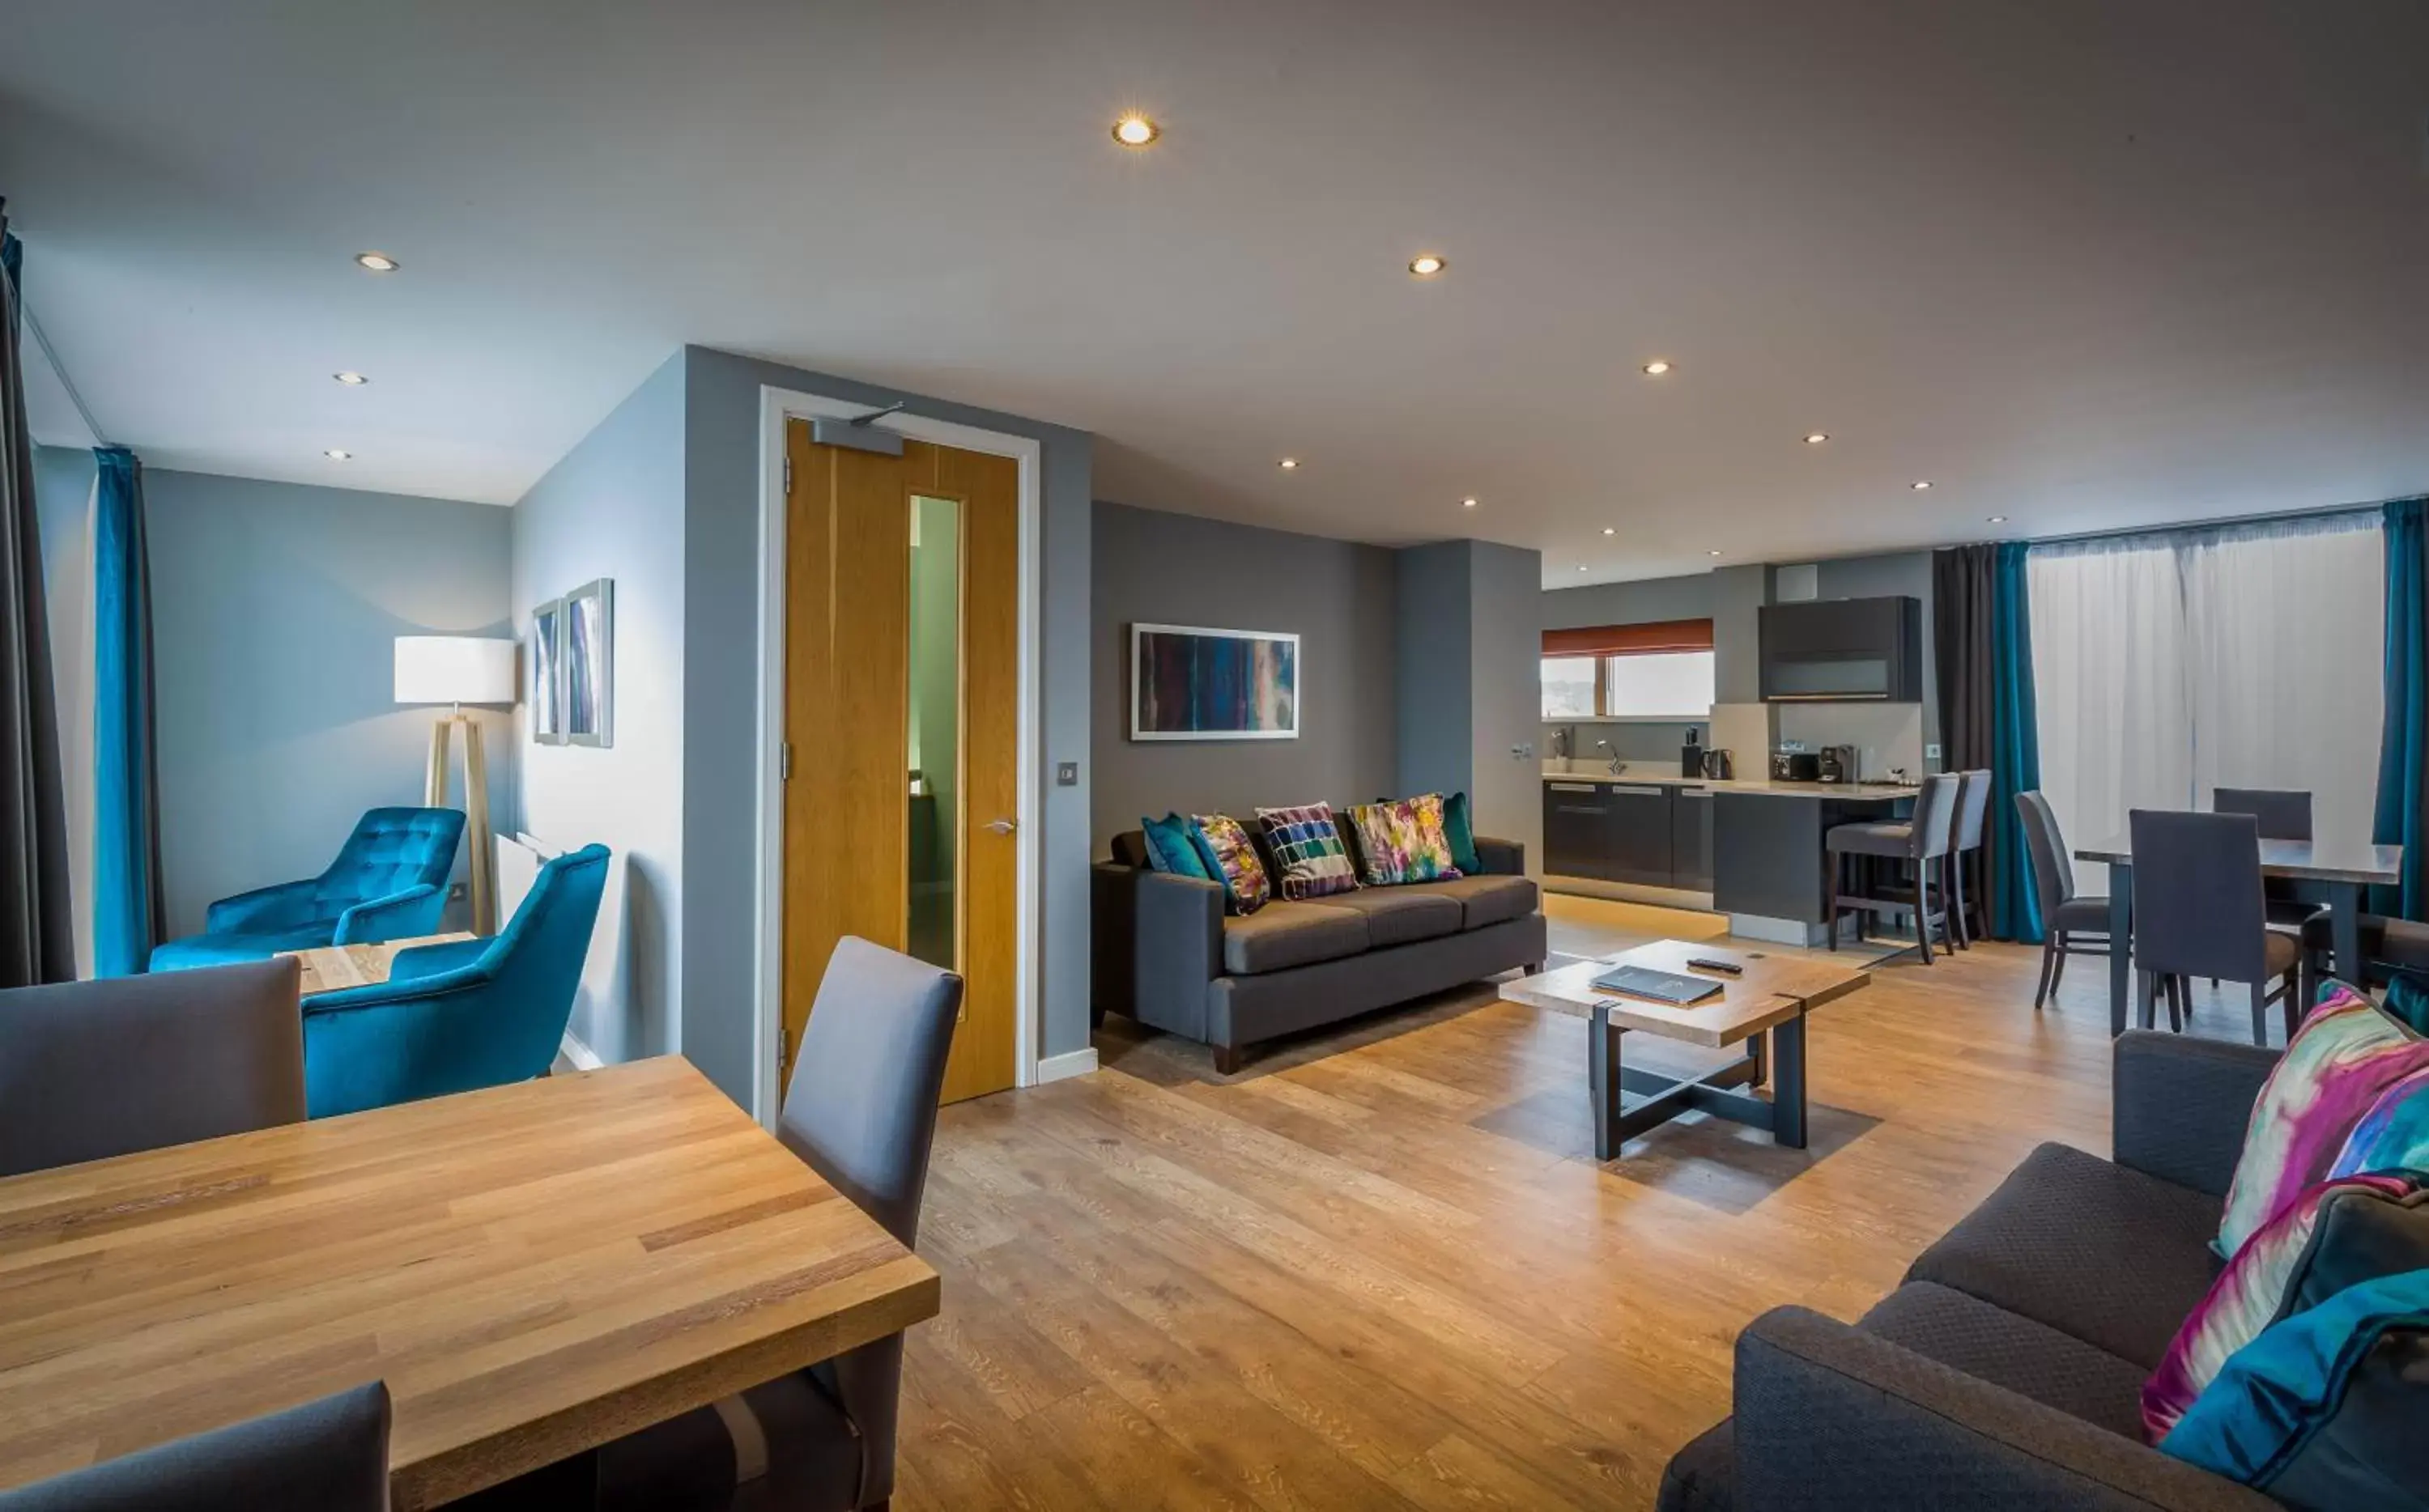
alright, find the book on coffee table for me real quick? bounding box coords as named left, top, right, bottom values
left=1589, top=964, right=1724, bottom=1006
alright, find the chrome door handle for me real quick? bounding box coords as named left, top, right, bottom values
left=984, top=818, right=1017, bottom=835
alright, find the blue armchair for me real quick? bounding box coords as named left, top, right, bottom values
left=150, top=808, right=467, bottom=972
left=300, top=843, right=609, bottom=1119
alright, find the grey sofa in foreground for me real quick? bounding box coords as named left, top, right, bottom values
left=1660, top=1031, right=2330, bottom=1511
left=1092, top=827, right=1546, bottom=1072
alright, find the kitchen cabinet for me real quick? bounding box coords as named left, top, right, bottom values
left=1544, top=780, right=1714, bottom=892
left=1759, top=596, right=1923, bottom=703
left=1544, top=782, right=1617, bottom=881
left=1606, top=784, right=1674, bottom=886
left=1670, top=787, right=1714, bottom=890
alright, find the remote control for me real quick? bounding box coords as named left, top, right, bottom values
left=1686, top=957, right=1742, bottom=975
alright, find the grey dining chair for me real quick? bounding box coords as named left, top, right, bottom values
left=2211, top=786, right=2322, bottom=933
left=0, top=958, right=304, bottom=1178
left=0, top=1382, right=389, bottom=1512
left=592, top=936, right=964, bottom=1512
left=1826, top=772, right=1960, bottom=963
left=2013, top=792, right=2112, bottom=1009
left=2127, top=809, right=2299, bottom=1046
left=1945, top=769, right=1993, bottom=949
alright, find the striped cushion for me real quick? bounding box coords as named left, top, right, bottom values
left=1253, top=804, right=1360, bottom=900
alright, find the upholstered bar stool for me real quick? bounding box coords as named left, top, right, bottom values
left=1945, top=769, right=1992, bottom=948
left=1825, top=773, right=1959, bottom=963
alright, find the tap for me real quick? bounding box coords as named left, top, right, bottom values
left=1595, top=738, right=1625, bottom=775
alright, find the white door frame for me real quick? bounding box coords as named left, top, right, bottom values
left=751, top=384, right=1044, bottom=1128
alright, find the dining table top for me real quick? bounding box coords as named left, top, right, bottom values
left=2074, top=832, right=2401, bottom=888
left=0, top=1056, right=939, bottom=1510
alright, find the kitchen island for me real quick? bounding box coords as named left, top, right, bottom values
left=1542, top=769, right=1918, bottom=943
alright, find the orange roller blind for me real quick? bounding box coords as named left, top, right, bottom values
left=1542, top=618, right=1714, bottom=656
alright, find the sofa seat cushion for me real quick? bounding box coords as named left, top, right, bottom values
left=151, top=924, right=338, bottom=972
left=1406, top=874, right=1539, bottom=931
left=1653, top=1417, right=1733, bottom=1512
left=1906, top=1142, right=2224, bottom=1370
left=1858, top=1282, right=2150, bottom=1439
left=1320, top=889, right=1463, bottom=948
left=1220, top=902, right=1370, bottom=975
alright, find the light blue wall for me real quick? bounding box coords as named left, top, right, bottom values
left=46, top=460, right=514, bottom=939
left=680, top=346, right=1098, bottom=1091
left=508, top=351, right=687, bottom=1067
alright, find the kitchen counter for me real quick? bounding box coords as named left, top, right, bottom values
left=1542, top=769, right=1918, bottom=800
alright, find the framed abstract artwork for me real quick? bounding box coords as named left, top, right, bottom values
left=563, top=577, right=614, bottom=749
left=530, top=597, right=565, bottom=745
left=1129, top=623, right=1300, bottom=741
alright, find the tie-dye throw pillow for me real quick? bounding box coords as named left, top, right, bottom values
left=1253, top=804, right=1360, bottom=900
left=2215, top=983, right=2429, bottom=1257
left=1189, top=813, right=1270, bottom=915
left=2329, top=1061, right=2429, bottom=1179
left=1345, top=794, right=1465, bottom=886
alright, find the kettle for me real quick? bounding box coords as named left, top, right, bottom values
left=1700, top=749, right=1734, bottom=780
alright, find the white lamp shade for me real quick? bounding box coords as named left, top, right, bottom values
left=394, top=636, right=516, bottom=706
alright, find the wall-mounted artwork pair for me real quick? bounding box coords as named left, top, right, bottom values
left=531, top=578, right=614, bottom=747
left=1129, top=622, right=1300, bottom=741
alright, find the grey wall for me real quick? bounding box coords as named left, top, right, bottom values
left=1395, top=540, right=1544, bottom=874
left=1092, top=502, right=1396, bottom=850
left=130, top=465, right=512, bottom=939
left=680, top=346, right=1097, bottom=1087
left=1394, top=542, right=1474, bottom=805
left=510, top=351, right=686, bottom=1067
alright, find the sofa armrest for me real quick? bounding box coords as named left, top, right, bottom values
left=332, top=884, right=447, bottom=946
left=1734, top=1306, right=2277, bottom=1510
left=1091, top=863, right=1222, bottom=1042
left=1472, top=836, right=1526, bottom=877
left=206, top=877, right=320, bottom=935
left=2112, top=1030, right=2276, bottom=1199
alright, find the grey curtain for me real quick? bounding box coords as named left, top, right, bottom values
left=0, top=201, right=76, bottom=986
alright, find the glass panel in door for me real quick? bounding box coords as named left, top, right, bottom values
left=906, top=495, right=962, bottom=970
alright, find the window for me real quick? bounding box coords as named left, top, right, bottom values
left=1539, top=619, right=1717, bottom=719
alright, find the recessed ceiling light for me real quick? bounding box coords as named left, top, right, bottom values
left=1912, top=480, right=1933, bottom=490
left=333, top=371, right=369, bottom=386
left=1407, top=254, right=1446, bottom=278
left=1641, top=359, right=1672, bottom=376
left=1987, top=515, right=2007, bottom=523
left=1278, top=457, right=1300, bottom=470
left=1602, top=527, right=1616, bottom=536
left=1111, top=113, right=1159, bottom=148
left=1804, top=432, right=1829, bottom=444
left=1461, top=497, right=1478, bottom=508
left=1577, top=564, right=1589, bottom=573
left=1708, top=550, right=1724, bottom=557
left=323, top=448, right=353, bottom=461
left=353, top=252, right=399, bottom=273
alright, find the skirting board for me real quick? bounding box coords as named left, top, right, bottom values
left=1036, top=1047, right=1099, bottom=1084
left=556, top=1030, right=605, bottom=1073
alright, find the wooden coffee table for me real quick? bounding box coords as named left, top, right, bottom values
left=1500, top=940, right=1870, bottom=1158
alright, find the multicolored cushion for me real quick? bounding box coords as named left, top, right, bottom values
left=1140, top=813, right=1213, bottom=881
left=1441, top=791, right=1483, bottom=875
left=2388, top=969, right=2429, bottom=1036
left=1253, top=804, right=1360, bottom=900
left=1344, top=795, right=1465, bottom=886
left=2217, top=983, right=2429, bottom=1256
left=1189, top=813, right=1270, bottom=915
left=2330, top=1063, right=2429, bottom=1179
left=2142, top=1171, right=2429, bottom=1442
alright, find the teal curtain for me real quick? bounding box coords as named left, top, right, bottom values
left=94, top=444, right=164, bottom=975
left=1989, top=541, right=2044, bottom=941
left=2373, top=498, right=2427, bottom=920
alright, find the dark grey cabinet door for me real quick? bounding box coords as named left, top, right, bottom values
left=1671, top=788, right=1714, bottom=890
left=1544, top=783, right=1616, bottom=880
left=1606, top=785, right=1674, bottom=886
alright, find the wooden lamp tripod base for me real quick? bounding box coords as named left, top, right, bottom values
left=424, top=710, right=496, bottom=936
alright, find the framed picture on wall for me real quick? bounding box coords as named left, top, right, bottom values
left=1129, top=622, right=1300, bottom=741
left=530, top=597, right=565, bottom=745
left=564, top=577, right=614, bottom=749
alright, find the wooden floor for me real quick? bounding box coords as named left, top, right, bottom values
left=893, top=899, right=2233, bottom=1510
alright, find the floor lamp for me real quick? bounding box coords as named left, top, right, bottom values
left=394, top=636, right=517, bottom=935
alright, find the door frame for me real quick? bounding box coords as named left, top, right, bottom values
left=751, top=384, right=1044, bottom=1128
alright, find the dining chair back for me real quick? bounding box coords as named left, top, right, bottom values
left=0, top=1382, right=388, bottom=1512
left=2212, top=788, right=2313, bottom=841
left=2129, top=809, right=2298, bottom=1043
left=0, top=958, right=304, bottom=1179
left=2015, top=791, right=2077, bottom=915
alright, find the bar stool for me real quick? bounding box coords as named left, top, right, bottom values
left=1825, top=773, right=1960, bottom=964
left=1946, top=769, right=1992, bottom=948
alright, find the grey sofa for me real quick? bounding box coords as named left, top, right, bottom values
left=1661, top=1030, right=2321, bottom=1511
left=1092, top=824, right=1547, bottom=1072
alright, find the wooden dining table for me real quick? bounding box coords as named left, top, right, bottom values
left=2073, top=832, right=2402, bottom=1036
left=0, top=1056, right=938, bottom=1508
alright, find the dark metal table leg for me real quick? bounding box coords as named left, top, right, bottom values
left=1747, top=1026, right=1768, bottom=1087
left=1771, top=1014, right=1808, bottom=1149
left=2106, top=861, right=2133, bottom=1037
left=1589, top=1004, right=1619, bottom=1161
left=2329, top=881, right=2363, bottom=1004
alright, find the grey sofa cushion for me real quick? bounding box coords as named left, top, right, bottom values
left=1906, top=1142, right=2223, bottom=1370
left=1407, top=873, right=1539, bottom=930
left=1656, top=1418, right=1735, bottom=1512
left=1321, top=888, right=1463, bottom=947
left=1211, top=913, right=1548, bottom=1051
left=1221, top=902, right=1370, bottom=975
left=1859, top=1283, right=2150, bottom=1439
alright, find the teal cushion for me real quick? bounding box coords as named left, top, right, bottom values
left=2159, top=1268, right=2429, bottom=1507
left=1140, top=813, right=1212, bottom=880
left=1443, top=791, right=1482, bottom=875
left=2388, top=970, right=2429, bottom=1035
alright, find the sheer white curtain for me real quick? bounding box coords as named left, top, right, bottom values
left=2028, top=512, right=2383, bottom=890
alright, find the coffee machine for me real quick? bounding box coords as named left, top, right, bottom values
left=1817, top=745, right=1860, bottom=784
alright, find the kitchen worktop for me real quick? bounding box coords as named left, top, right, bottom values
left=1541, top=769, right=1919, bottom=799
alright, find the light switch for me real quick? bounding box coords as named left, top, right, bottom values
left=1056, top=762, right=1079, bottom=787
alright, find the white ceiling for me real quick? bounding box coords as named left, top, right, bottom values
left=5, top=0, right=2427, bottom=585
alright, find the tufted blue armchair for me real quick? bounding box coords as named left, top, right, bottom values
left=150, top=808, right=466, bottom=973
left=299, top=843, right=609, bottom=1119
